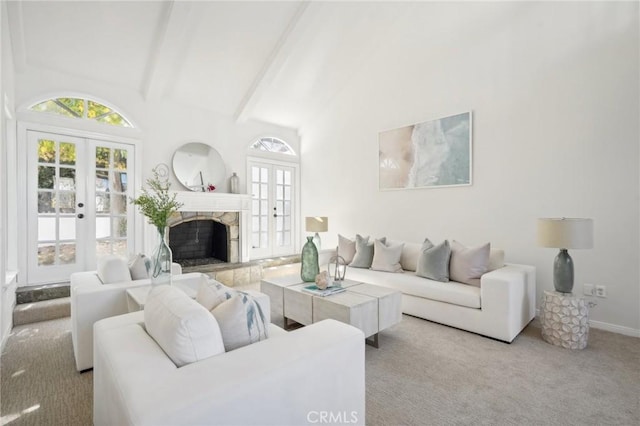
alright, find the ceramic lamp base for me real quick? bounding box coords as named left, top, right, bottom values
left=553, top=249, right=574, bottom=293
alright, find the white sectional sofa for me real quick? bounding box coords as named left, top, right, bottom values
left=93, top=305, right=365, bottom=425
left=330, top=240, right=536, bottom=343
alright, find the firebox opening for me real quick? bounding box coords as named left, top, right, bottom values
left=169, top=220, right=229, bottom=267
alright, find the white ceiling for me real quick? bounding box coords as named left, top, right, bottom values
left=7, top=0, right=418, bottom=132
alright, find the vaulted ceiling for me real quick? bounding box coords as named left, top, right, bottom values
left=5, top=0, right=419, bottom=132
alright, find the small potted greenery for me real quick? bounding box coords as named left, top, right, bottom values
left=130, top=166, right=183, bottom=284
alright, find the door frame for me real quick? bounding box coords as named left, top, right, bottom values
left=17, top=121, right=142, bottom=285
left=246, top=156, right=301, bottom=259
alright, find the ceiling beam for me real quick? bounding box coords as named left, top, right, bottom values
left=234, top=1, right=311, bottom=123
left=141, top=1, right=200, bottom=102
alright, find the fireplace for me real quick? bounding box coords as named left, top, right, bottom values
left=168, top=211, right=240, bottom=266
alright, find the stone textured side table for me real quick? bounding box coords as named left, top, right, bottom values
left=540, top=290, right=589, bottom=350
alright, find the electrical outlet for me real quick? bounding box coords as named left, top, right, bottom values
left=595, top=285, right=607, bottom=298
left=583, top=284, right=594, bottom=296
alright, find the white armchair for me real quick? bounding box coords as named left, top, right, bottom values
left=70, top=264, right=187, bottom=372
left=93, top=311, right=366, bottom=426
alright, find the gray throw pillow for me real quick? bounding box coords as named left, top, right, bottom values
left=350, top=235, right=386, bottom=268
left=338, top=234, right=357, bottom=264
left=415, top=239, right=451, bottom=282
left=449, top=240, right=490, bottom=286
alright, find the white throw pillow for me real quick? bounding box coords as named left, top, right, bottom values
left=211, top=293, right=269, bottom=352
left=338, top=234, right=357, bottom=264
left=399, top=242, right=422, bottom=272
left=144, top=286, right=225, bottom=367
left=449, top=240, right=490, bottom=287
left=196, top=275, right=237, bottom=311
left=128, top=253, right=150, bottom=280
left=97, top=255, right=132, bottom=284
left=370, top=239, right=404, bottom=273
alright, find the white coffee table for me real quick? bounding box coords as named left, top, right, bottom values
left=261, top=275, right=402, bottom=347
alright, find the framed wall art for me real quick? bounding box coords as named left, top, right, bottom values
left=379, top=111, right=472, bottom=190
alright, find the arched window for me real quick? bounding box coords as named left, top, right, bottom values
left=250, top=137, right=295, bottom=156
left=29, top=97, right=133, bottom=128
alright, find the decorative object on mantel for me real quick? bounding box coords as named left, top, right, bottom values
left=315, top=271, right=331, bottom=290
left=229, top=172, right=240, bottom=194
left=540, top=290, right=589, bottom=349
left=379, top=111, right=472, bottom=190
left=130, top=166, right=184, bottom=286
left=328, top=248, right=347, bottom=282
left=537, top=217, right=594, bottom=293
left=300, top=236, right=320, bottom=282
left=172, top=142, right=226, bottom=192
left=305, top=216, right=328, bottom=250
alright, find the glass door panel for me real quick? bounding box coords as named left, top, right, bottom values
left=27, top=131, right=135, bottom=284
left=249, top=161, right=296, bottom=259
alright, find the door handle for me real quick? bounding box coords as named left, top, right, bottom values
left=77, top=213, right=84, bottom=219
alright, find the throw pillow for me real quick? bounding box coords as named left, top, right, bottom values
left=338, top=234, right=357, bottom=264
left=128, top=254, right=151, bottom=280
left=196, top=275, right=237, bottom=311
left=350, top=235, right=386, bottom=269
left=97, top=255, right=132, bottom=284
left=415, top=239, right=451, bottom=282
left=211, top=293, right=269, bottom=351
left=370, top=239, right=404, bottom=273
left=399, top=242, right=422, bottom=272
left=449, top=240, right=491, bottom=287
left=144, top=286, right=225, bottom=367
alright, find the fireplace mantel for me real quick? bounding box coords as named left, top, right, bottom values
left=173, top=191, right=251, bottom=262
left=174, top=191, right=251, bottom=213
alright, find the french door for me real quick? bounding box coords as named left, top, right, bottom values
left=249, top=161, right=296, bottom=259
left=27, top=130, right=135, bottom=284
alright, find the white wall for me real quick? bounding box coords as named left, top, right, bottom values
left=300, top=2, right=639, bottom=334
left=1, top=0, right=17, bottom=349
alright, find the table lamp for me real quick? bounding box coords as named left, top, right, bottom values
left=537, top=217, right=594, bottom=293
left=305, top=217, right=328, bottom=250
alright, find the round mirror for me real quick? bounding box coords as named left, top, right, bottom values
left=172, top=142, right=227, bottom=192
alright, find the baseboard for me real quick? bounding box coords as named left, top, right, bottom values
left=535, top=309, right=640, bottom=338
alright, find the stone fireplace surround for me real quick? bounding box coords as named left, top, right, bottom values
left=171, top=191, right=251, bottom=263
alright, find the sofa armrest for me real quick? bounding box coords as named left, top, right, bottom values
left=480, top=263, right=536, bottom=338
left=94, top=317, right=365, bottom=426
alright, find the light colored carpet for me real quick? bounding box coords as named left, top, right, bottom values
left=1, top=313, right=638, bottom=425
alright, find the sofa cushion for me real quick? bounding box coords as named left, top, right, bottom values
left=196, top=276, right=237, bottom=311
left=346, top=267, right=481, bottom=309
left=144, top=286, right=225, bottom=367
left=128, top=254, right=151, bottom=280
left=450, top=241, right=490, bottom=287
left=97, top=255, right=132, bottom=284
left=371, top=239, right=403, bottom=273
left=211, top=293, right=269, bottom=351
left=338, top=234, right=357, bottom=264
left=415, top=239, right=451, bottom=282
left=350, top=235, right=386, bottom=269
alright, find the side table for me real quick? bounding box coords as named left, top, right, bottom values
left=540, top=290, right=589, bottom=350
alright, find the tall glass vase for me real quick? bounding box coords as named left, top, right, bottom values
left=151, top=226, right=172, bottom=286
left=301, top=236, right=319, bottom=282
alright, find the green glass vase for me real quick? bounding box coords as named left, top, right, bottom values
left=301, top=236, right=319, bottom=282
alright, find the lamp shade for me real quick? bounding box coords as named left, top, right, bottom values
left=537, top=218, right=593, bottom=249
left=305, top=217, right=328, bottom=233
